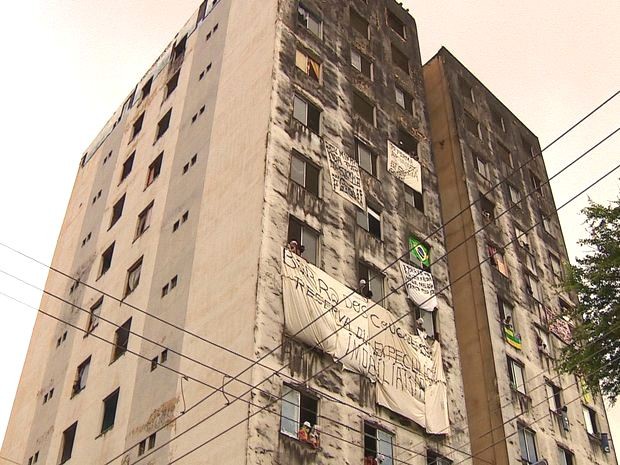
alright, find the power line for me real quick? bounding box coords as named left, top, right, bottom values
left=1, top=91, right=615, bottom=465
left=125, top=122, right=620, bottom=465
left=0, top=291, right=466, bottom=465
left=152, top=143, right=620, bottom=464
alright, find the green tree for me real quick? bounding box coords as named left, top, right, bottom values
left=559, top=198, right=620, bottom=403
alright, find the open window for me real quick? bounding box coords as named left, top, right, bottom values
left=99, top=243, right=115, bottom=277
left=295, top=49, right=321, bottom=81
left=391, top=43, right=409, bottom=74
left=87, top=297, right=102, bottom=333
left=359, top=262, right=385, bottom=303
left=100, top=388, right=120, bottom=434
left=288, top=217, right=319, bottom=266
left=364, top=422, right=394, bottom=465
left=357, top=206, right=382, bottom=240
left=350, top=7, right=369, bottom=39
left=110, top=195, right=126, bottom=229
left=293, top=94, right=321, bottom=133
left=72, top=356, right=91, bottom=396
left=59, top=422, right=78, bottom=464
left=290, top=151, right=320, bottom=196
left=355, top=138, right=377, bottom=176
left=508, top=357, right=526, bottom=395
left=124, top=258, right=143, bottom=297
left=387, top=10, right=406, bottom=38
left=517, top=424, right=539, bottom=464
left=280, top=385, right=319, bottom=447
left=353, top=91, right=376, bottom=126
left=583, top=405, right=598, bottom=436
left=351, top=49, right=373, bottom=80
left=112, top=319, right=132, bottom=362
left=395, top=86, right=413, bottom=113
left=297, top=4, right=322, bottom=37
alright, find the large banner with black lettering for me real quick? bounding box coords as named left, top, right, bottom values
left=324, top=140, right=366, bottom=210
left=387, top=140, right=422, bottom=193
left=281, top=247, right=449, bottom=433
left=399, top=261, right=438, bottom=311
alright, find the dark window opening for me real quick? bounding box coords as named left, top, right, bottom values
left=297, top=5, right=322, bottom=37
left=59, top=422, right=78, bottom=464
left=87, top=297, right=102, bottom=333
left=135, top=201, right=154, bottom=238
left=146, top=153, right=163, bottom=187
left=395, top=87, right=413, bottom=113
left=171, top=35, right=187, bottom=63
left=120, top=152, right=135, bottom=182
left=405, top=186, right=424, bottom=213
left=140, top=78, right=153, bottom=100
left=99, top=242, right=115, bottom=277
left=72, top=357, right=91, bottom=396
left=165, top=70, right=180, bottom=99
left=387, top=10, right=406, bottom=38
left=101, top=388, right=120, bottom=433
left=156, top=109, right=172, bottom=140
left=353, top=91, right=375, bottom=126
left=355, top=138, right=377, bottom=176
left=131, top=112, right=145, bottom=141
left=464, top=112, right=481, bottom=138
left=357, top=206, right=382, bottom=240
left=364, top=423, right=394, bottom=465
left=293, top=94, right=321, bottom=133
left=397, top=128, right=418, bottom=158
left=426, top=450, right=452, bottom=465
left=351, top=49, right=373, bottom=79
left=280, top=385, right=319, bottom=446
left=112, top=318, right=132, bottom=361
left=350, top=8, right=369, bottom=38
left=288, top=217, right=319, bottom=266
left=124, top=258, right=143, bottom=297
left=359, top=262, right=384, bottom=303
left=391, top=43, right=409, bottom=74
left=480, top=194, right=495, bottom=222
left=110, top=195, right=126, bottom=228
left=290, top=151, right=320, bottom=196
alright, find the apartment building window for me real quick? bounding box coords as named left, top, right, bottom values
left=357, top=205, right=382, bottom=240
left=359, top=262, right=385, bottom=303
left=517, top=425, right=539, bottom=464
left=415, top=307, right=435, bottom=337
left=355, top=138, right=377, bottom=176
left=138, top=433, right=157, bottom=456
left=549, top=253, right=563, bottom=282
left=540, top=210, right=553, bottom=235
left=135, top=201, right=154, bottom=238
left=293, top=94, right=321, bottom=133
left=101, top=388, right=120, bottom=434
left=464, top=112, right=481, bottom=138
left=525, top=274, right=541, bottom=301
left=558, top=446, right=575, bottom=465
left=140, top=77, right=153, bottom=100
left=515, top=225, right=530, bottom=250
left=491, top=108, right=506, bottom=132
left=290, top=151, right=320, bottom=196
left=480, top=194, right=495, bottom=222
left=391, top=43, right=409, bottom=74
left=497, top=143, right=512, bottom=167
left=146, top=153, right=163, bottom=187
left=405, top=186, right=424, bottom=213
left=295, top=49, right=321, bottom=81
left=350, top=8, right=369, bottom=39
left=27, top=451, right=39, bottom=465
left=426, top=451, right=451, bottom=465
left=395, top=86, right=413, bottom=113
left=165, top=70, right=180, bottom=99
left=387, top=10, right=406, bottom=38
left=474, top=153, right=489, bottom=179
left=397, top=128, right=418, bottom=158
left=131, top=112, right=145, bottom=141
left=156, top=109, right=172, bottom=140
left=124, top=258, right=143, bottom=296
left=112, top=318, right=132, bottom=361
left=99, top=242, right=115, bottom=277
left=353, top=91, right=376, bottom=126
left=583, top=405, right=598, bottom=436
left=351, top=49, right=373, bottom=79
left=297, top=4, right=322, bottom=37
left=171, top=35, right=187, bottom=63
left=488, top=243, right=509, bottom=277
left=72, top=357, right=91, bottom=396
left=59, top=422, right=78, bottom=464
left=498, top=298, right=515, bottom=329
left=458, top=77, right=475, bottom=102
left=364, top=422, right=394, bottom=465
left=87, top=297, right=102, bottom=333
left=508, top=357, right=526, bottom=395
left=280, top=385, right=319, bottom=440
left=508, top=184, right=521, bottom=205
left=120, top=152, right=135, bottom=182
left=530, top=172, right=544, bottom=196
left=288, top=218, right=319, bottom=266
left=110, top=195, right=126, bottom=228
left=546, top=381, right=562, bottom=412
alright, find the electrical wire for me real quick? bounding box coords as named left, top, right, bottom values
left=146, top=144, right=620, bottom=464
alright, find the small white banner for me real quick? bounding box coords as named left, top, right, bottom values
left=324, top=140, right=366, bottom=209
left=399, top=261, right=438, bottom=311
left=387, top=140, right=422, bottom=193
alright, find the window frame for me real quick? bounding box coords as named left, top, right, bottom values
left=508, top=357, right=527, bottom=395
left=352, top=90, right=376, bottom=126
left=72, top=356, right=91, bottom=396
left=351, top=48, right=373, bottom=80
left=295, top=49, right=321, bottom=81
left=350, top=7, right=370, bottom=39
left=99, top=242, right=115, bottom=277
left=146, top=152, right=164, bottom=187
left=358, top=262, right=385, bottom=304
left=517, top=424, right=539, bottom=464
left=357, top=205, right=382, bottom=240
left=109, top=194, right=126, bottom=229
left=387, top=9, right=406, bottom=39
left=391, top=43, right=409, bottom=74
left=59, top=422, right=78, bottom=464
left=582, top=405, right=598, bottom=436
left=279, top=385, right=319, bottom=439
left=120, top=152, right=135, bottom=183
left=395, top=86, right=413, bottom=113
left=112, top=318, right=132, bottom=362
left=293, top=94, right=321, bottom=133
left=130, top=112, right=145, bottom=141
left=87, top=297, right=103, bottom=334
left=155, top=109, right=172, bottom=140
left=297, top=4, right=322, bottom=38
left=363, top=422, right=394, bottom=465
left=290, top=150, right=320, bottom=196
left=100, top=388, right=120, bottom=434
left=287, top=217, right=320, bottom=266
left=135, top=201, right=154, bottom=239
left=355, top=138, right=377, bottom=176
left=124, top=257, right=144, bottom=297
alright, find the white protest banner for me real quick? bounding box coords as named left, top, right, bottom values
left=387, top=140, right=422, bottom=193
left=399, top=261, right=438, bottom=311
left=281, top=248, right=449, bottom=433
left=324, top=140, right=366, bottom=209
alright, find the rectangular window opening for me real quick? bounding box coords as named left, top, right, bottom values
left=112, top=318, right=132, bottom=362
left=287, top=218, right=319, bottom=266
left=101, top=388, right=120, bottom=433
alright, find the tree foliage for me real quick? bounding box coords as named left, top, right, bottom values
left=559, top=198, right=620, bottom=403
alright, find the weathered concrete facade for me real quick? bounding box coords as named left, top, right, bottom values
left=424, top=48, right=618, bottom=465
left=3, top=2, right=472, bottom=465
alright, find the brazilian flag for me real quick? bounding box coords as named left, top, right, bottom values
left=504, top=326, right=522, bottom=350
left=409, top=236, right=431, bottom=268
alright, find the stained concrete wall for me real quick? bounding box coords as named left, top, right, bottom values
left=425, top=47, right=618, bottom=465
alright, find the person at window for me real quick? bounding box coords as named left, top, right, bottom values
left=502, top=315, right=514, bottom=330
left=536, top=335, right=548, bottom=354
left=416, top=318, right=427, bottom=339
left=298, top=421, right=311, bottom=442
left=359, top=279, right=373, bottom=299
left=559, top=405, right=570, bottom=431
left=309, top=424, right=320, bottom=448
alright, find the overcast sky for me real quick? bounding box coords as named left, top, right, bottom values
left=0, top=0, right=618, bottom=455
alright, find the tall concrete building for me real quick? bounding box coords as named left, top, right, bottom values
left=3, top=2, right=473, bottom=465
left=424, top=48, right=617, bottom=465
